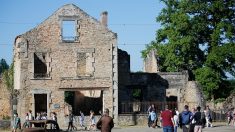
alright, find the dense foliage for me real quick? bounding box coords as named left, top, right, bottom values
left=0, top=59, right=9, bottom=75
left=142, top=0, right=235, bottom=100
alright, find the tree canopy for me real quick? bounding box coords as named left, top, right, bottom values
left=142, top=0, right=235, bottom=100
left=0, top=58, right=9, bottom=75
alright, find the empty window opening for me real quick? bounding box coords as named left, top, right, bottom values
left=132, top=88, right=143, bottom=101
left=62, top=20, right=77, bottom=42
left=34, top=53, right=48, bottom=78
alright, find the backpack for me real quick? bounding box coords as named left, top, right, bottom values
left=180, top=111, right=191, bottom=125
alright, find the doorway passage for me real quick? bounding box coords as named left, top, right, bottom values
left=64, top=91, right=103, bottom=116
left=34, top=94, right=47, bottom=116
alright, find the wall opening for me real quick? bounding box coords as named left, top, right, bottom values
left=34, top=53, right=48, bottom=78
left=62, top=20, right=77, bottom=42
left=34, top=94, right=47, bottom=116
left=64, top=91, right=103, bottom=116
left=166, top=96, right=177, bottom=102
left=132, top=87, right=143, bottom=101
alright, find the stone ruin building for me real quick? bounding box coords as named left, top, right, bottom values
left=142, top=50, right=205, bottom=110
left=0, top=3, right=208, bottom=125
left=118, top=49, right=204, bottom=113
left=13, top=4, right=118, bottom=125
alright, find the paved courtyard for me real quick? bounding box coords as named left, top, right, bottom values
left=66, top=124, right=234, bottom=132
left=110, top=125, right=235, bottom=132
left=1, top=123, right=234, bottom=132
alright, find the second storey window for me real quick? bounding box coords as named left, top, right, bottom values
left=34, top=52, right=49, bottom=78
left=62, top=20, right=78, bottom=42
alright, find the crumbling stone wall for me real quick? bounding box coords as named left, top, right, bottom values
left=0, top=79, right=10, bottom=119
left=141, top=50, right=204, bottom=111
left=143, top=50, right=159, bottom=73
left=118, top=49, right=167, bottom=105
left=13, top=4, right=118, bottom=126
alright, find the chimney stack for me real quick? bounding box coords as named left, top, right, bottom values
left=100, top=11, right=108, bottom=27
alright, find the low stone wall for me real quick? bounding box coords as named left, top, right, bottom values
left=118, top=114, right=148, bottom=126
left=0, top=120, right=11, bottom=129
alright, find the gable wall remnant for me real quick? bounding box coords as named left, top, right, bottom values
left=13, top=4, right=118, bottom=126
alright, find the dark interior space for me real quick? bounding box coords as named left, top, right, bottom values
left=65, top=91, right=103, bottom=116
left=34, top=53, right=47, bottom=78
left=34, top=94, right=47, bottom=116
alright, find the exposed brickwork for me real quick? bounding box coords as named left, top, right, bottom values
left=0, top=79, right=11, bottom=119
left=13, top=4, right=118, bottom=126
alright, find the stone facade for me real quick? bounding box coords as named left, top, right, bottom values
left=118, top=49, right=167, bottom=114
left=142, top=50, right=205, bottom=111
left=6, top=4, right=206, bottom=126
left=13, top=4, right=118, bottom=126
left=0, top=79, right=11, bottom=119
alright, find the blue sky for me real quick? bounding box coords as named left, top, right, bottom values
left=0, top=0, right=164, bottom=72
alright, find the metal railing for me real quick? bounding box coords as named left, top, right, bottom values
left=119, top=101, right=177, bottom=114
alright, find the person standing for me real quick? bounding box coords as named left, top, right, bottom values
left=161, top=105, right=174, bottom=132
left=150, top=109, right=157, bottom=128
left=173, top=110, right=178, bottom=132
left=189, top=107, right=196, bottom=132
left=24, top=113, right=30, bottom=128
left=193, top=106, right=205, bottom=132
left=179, top=105, right=193, bottom=132
left=89, top=110, right=96, bottom=130
left=147, top=104, right=156, bottom=127
left=35, top=112, right=41, bottom=120
left=204, top=105, right=213, bottom=127
left=52, top=112, right=57, bottom=122
left=12, top=113, right=21, bottom=132
left=96, top=108, right=114, bottom=132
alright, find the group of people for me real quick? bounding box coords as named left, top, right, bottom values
left=67, top=109, right=114, bottom=132
left=12, top=110, right=57, bottom=132
left=147, top=104, right=214, bottom=132
left=13, top=108, right=114, bottom=132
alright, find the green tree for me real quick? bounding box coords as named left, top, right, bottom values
left=0, top=58, right=9, bottom=75
left=142, top=0, right=235, bottom=100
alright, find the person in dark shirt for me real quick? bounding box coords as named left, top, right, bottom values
left=96, top=108, right=114, bottom=132
left=193, top=106, right=205, bottom=132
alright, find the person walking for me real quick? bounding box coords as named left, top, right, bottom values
left=179, top=105, right=193, bottom=132
left=204, top=105, right=213, bottom=127
left=12, top=113, right=21, bottom=132
left=67, top=112, right=74, bottom=131
left=160, top=105, right=174, bottom=132
left=96, top=108, right=114, bottom=132
left=193, top=106, right=205, bottom=132
left=89, top=110, right=96, bottom=130
left=79, top=111, right=86, bottom=129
